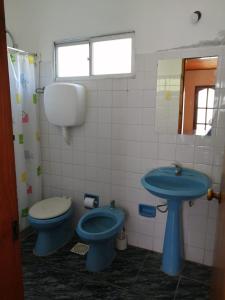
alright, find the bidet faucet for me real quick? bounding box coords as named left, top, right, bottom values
left=110, top=200, right=115, bottom=208
left=171, top=162, right=182, bottom=176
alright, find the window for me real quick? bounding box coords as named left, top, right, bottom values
left=57, top=43, right=89, bottom=77
left=194, top=86, right=215, bottom=136
left=54, top=32, right=134, bottom=79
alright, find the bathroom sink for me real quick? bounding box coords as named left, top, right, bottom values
left=141, top=167, right=211, bottom=201
left=141, top=166, right=211, bottom=276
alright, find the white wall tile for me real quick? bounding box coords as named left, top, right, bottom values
left=128, top=90, right=143, bottom=107
left=86, top=107, right=99, bottom=123
left=140, top=142, right=158, bottom=159
left=62, top=150, right=73, bottom=164
left=41, top=147, right=50, bottom=161
left=127, top=108, right=142, bottom=125
left=139, top=125, right=158, bottom=142
left=158, top=143, right=176, bottom=161
left=98, top=107, right=111, bottom=124
left=175, top=145, right=195, bottom=163
left=112, top=107, right=128, bottom=124
left=39, top=132, right=47, bottom=146
left=138, top=234, right=153, bottom=250
left=142, top=90, right=156, bottom=108
left=185, top=246, right=204, bottom=264
left=97, top=138, right=111, bottom=154
left=87, top=91, right=98, bottom=107
left=125, top=141, right=141, bottom=157
left=73, top=151, right=85, bottom=165
left=141, top=108, right=155, bottom=125
left=186, top=230, right=206, bottom=249
left=194, top=147, right=214, bottom=165
left=85, top=137, right=98, bottom=153
left=97, top=123, right=111, bottom=139
left=84, top=122, right=98, bottom=138
left=73, top=165, right=85, bottom=180
left=85, top=152, right=97, bottom=167
left=112, top=91, right=128, bottom=107
left=73, top=137, right=85, bottom=151
left=203, top=250, right=214, bottom=266
left=113, top=78, right=128, bottom=91
left=176, top=135, right=195, bottom=145
left=51, top=162, right=62, bottom=176
left=98, top=91, right=113, bottom=107
left=158, top=134, right=177, bottom=144
left=153, top=237, right=164, bottom=253
left=49, top=134, right=62, bottom=148
left=48, top=148, right=61, bottom=162
left=97, top=79, right=113, bottom=91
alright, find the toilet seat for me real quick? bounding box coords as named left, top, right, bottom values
left=29, top=197, right=72, bottom=220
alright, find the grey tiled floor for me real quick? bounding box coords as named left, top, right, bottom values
left=22, top=235, right=211, bottom=299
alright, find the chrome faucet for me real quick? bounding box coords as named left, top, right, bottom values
left=171, top=163, right=182, bottom=176
left=110, top=200, right=116, bottom=208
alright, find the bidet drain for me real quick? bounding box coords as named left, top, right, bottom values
left=70, top=242, right=89, bottom=255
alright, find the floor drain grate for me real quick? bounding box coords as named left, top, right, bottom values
left=70, top=242, right=89, bottom=255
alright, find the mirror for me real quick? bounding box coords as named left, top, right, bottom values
left=155, top=56, right=218, bottom=136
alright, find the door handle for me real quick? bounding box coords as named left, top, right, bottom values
left=207, top=188, right=221, bottom=203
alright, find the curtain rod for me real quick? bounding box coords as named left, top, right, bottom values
left=7, top=46, right=37, bottom=56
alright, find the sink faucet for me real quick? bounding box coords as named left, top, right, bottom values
left=171, top=163, right=182, bottom=176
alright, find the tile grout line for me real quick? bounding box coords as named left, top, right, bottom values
left=77, top=282, right=87, bottom=300
left=173, top=275, right=182, bottom=300
left=133, top=252, right=152, bottom=285
left=179, top=274, right=211, bottom=286
left=77, top=279, right=139, bottom=298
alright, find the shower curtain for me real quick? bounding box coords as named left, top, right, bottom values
left=8, top=52, right=41, bottom=231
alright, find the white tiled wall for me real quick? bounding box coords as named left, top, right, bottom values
left=39, top=46, right=225, bottom=266
left=156, top=59, right=182, bottom=134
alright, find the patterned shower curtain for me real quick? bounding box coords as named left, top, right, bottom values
left=8, top=52, right=42, bottom=231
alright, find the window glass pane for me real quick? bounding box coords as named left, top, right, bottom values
left=197, top=108, right=206, bottom=123
left=197, top=89, right=207, bottom=107
left=196, top=124, right=212, bottom=136
left=206, top=109, right=213, bottom=124
left=196, top=124, right=206, bottom=135
left=92, top=38, right=132, bottom=75
left=207, top=88, right=215, bottom=108
left=57, top=43, right=89, bottom=77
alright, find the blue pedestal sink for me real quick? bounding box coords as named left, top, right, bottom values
left=141, top=166, right=211, bottom=276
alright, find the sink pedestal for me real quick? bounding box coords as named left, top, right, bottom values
left=162, top=199, right=183, bottom=276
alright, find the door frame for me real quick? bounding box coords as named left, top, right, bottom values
left=0, top=0, right=24, bottom=298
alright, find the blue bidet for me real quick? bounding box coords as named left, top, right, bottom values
left=76, top=206, right=125, bottom=272
left=28, top=197, right=75, bottom=256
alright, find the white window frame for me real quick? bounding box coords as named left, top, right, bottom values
left=54, top=32, right=135, bottom=81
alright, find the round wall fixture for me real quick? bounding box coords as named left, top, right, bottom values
left=191, top=11, right=202, bottom=24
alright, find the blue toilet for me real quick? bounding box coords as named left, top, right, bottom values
left=28, top=197, right=74, bottom=256
left=76, top=206, right=125, bottom=272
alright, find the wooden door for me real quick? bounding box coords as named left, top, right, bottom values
left=212, top=154, right=225, bottom=299
left=0, top=0, right=24, bottom=299
left=183, top=69, right=216, bottom=134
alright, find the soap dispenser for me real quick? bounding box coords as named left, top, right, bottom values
left=44, top=82, right=86, bottom=144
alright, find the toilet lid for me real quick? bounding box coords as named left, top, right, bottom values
left=29, top=197, right=72, bottom=219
